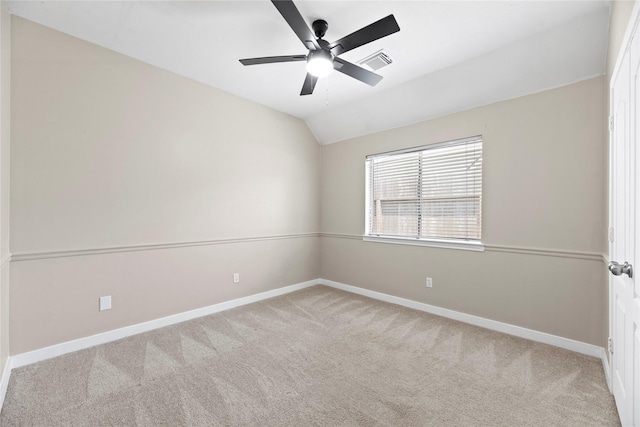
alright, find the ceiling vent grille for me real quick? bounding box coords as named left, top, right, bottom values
left=358, top=50, right=393, bottom=71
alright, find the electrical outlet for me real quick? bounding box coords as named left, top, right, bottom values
left=233, top=273, right=240, bottom=284
left=99, top=295, right=112, bottom=311
left=426, top=277, right=433, bottom=288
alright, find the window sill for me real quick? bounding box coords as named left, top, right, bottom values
left=363, top=235, right=485, bottom=252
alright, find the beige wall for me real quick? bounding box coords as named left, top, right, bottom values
left=0, top=0, right=10, bottom=369
left=9, top=17, right=321, bottom=354
left=11, top=238, right=318, bottom=352
left=321, top=77, right=607, bottom=346
left=11, top=18, right=319, bottom=253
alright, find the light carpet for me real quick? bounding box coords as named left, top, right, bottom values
left=0, top=285, right=619, bottom=426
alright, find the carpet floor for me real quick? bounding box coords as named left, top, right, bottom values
left=0, top=285, right=619, bottom=426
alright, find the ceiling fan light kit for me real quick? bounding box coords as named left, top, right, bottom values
left=239, top=0, right=400, bottom=96
left=307, top=49, right=334, bottom=78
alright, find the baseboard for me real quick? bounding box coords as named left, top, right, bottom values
left=10, top=279, right=319, bottom=369
left=601, top=347, right=612, bottom=393
left=0, top=357, right=11, bottom=410
left=320, top=278, right=604, bottom=359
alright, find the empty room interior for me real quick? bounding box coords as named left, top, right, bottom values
left=0, top=0, right=639, bottom=425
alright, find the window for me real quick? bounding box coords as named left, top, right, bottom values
left=365, top=136, right=483, bottom=251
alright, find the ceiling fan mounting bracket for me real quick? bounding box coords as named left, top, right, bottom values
left=312, top=19, right=328, bottom=39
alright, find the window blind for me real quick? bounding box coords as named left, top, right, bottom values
left=366, top=136, right=482, bottom=242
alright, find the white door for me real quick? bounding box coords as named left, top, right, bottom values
left=632, top=24, right=640, bottom=427
left=610, top=23, right=638, bottom=427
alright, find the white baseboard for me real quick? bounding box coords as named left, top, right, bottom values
left=0, top=357, right=11, bottom=410
left=320, top=278, right=605, bottom=359
left=10, top=279, right=319, bottom=369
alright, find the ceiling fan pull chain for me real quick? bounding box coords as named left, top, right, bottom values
left=326, top=75, right=330, bottom=107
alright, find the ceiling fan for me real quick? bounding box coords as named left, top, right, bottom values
left=239, top=0, right=400, bottom=96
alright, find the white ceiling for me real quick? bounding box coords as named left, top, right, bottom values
left=8, top=0, right=611, bottom=144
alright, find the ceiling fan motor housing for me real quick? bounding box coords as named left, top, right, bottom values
left=308, top=48, right=333, bottom=62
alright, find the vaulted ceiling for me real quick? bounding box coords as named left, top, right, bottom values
left=8, top=1, right=611, bottom=144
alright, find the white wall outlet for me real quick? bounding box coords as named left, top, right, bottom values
left=99, top=295, right=112, bottom=311
left=426, top=277, right=433, bottom=288
left=233, top=273, right=240, bottom=284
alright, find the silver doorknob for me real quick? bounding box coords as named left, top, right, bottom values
left=608, top=261, right=633, bottom=278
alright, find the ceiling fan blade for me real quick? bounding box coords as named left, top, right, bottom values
left=334, top=57, right=383, bottom=86
left=329, top=15, right=400, bottom=56
left=271, top=0, right=320, bottom=50
left=300, top=73, right=318, bottom=96
left=240, top=55, right=306, bottom=66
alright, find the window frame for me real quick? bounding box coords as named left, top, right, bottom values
left=364, top=136, right=485, bottom=252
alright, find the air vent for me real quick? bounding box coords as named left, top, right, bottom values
left=358, top=50, right=393, bottom=71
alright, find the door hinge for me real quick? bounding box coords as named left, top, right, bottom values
left=608, top=337, right=613, bottom=354
left=609, top=116, right=614, bottom=132
left=609, top=226, right=614, bottom=243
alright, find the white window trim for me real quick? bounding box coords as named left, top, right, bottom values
left=363, top=235, right=485, bottom=252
